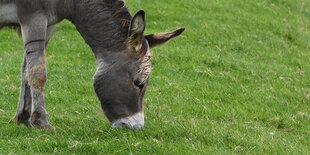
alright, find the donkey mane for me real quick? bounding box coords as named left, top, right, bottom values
left=71, top=0, right=132, bottom=53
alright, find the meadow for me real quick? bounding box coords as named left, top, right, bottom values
left=0, top=0, right=309, bottom=154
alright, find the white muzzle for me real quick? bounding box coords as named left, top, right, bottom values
left=111, top=112, right=144, bottom=130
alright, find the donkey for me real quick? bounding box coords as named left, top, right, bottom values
left=0, top=0, right=184, bottom=130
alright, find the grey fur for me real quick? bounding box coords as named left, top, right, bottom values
left=0, top=0, right=184, bottom=130
left=0, top=0, right=142, bottom=129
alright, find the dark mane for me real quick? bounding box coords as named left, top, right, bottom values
left=112, top=1, right=131, bottom=27
left=71, top=0, right=132, bottom=52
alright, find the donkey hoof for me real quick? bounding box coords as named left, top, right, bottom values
left=33, top=119, right=54, bottom=130
left=35, top=123, right=55, bottom=130
left=14, top=114, right=30, bottom=125
left=15, top=117, right=32, bottom=128
left=41, top=124, right=55, bottom=130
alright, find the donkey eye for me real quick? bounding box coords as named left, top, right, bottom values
left=133, top=80, right=144, bottom=90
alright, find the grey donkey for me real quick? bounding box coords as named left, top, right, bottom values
left=0, top=0, right=184, bottom=130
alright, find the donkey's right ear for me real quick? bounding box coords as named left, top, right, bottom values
left=128, top=10, right=146, bottom=51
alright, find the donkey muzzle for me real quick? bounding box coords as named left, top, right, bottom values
left=111, top=112, right=144, bottom=130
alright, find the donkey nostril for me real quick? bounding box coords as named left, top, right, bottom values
left=121, top=122, right=127, bottom=126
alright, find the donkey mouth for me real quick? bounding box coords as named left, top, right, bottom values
left=111, top=112, right=144, bottom=130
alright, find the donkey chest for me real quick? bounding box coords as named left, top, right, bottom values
left=0, top=3, right=18, bottom=23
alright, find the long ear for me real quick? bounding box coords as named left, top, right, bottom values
left=128, top=10, right=145, bottom=51
left=145, top=28, right=185, bottom=48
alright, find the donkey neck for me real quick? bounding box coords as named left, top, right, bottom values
left=68, top=0, right=131, bottom=61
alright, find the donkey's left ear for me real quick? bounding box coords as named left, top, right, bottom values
left=145, top=28, right=185, bottom=48
left=128, top=10, right=145, bottom=51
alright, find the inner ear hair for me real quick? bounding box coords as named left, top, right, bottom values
left=130, top=17, right=144, bottom=34
left=128, top=11, right=146, bottom=51
left=129, top=10, right=145, bottom=37
left=130, top=36, right=143, bottom=51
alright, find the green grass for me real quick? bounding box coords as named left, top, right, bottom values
left=0, top=0, right=310, bottom=154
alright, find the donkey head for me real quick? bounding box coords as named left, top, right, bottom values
left=93, top=10, right=184, bottom=130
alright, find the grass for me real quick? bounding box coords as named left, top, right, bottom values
left=0, top=0, right=309, bottom=154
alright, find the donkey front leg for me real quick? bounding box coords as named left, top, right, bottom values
left=27, top=50, right=50, bottom=129
left=15, top=14, right=52, bottom=129
left=16, top=41, right=51, bottom=129
left=15, top=56, right=32, bottom=127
